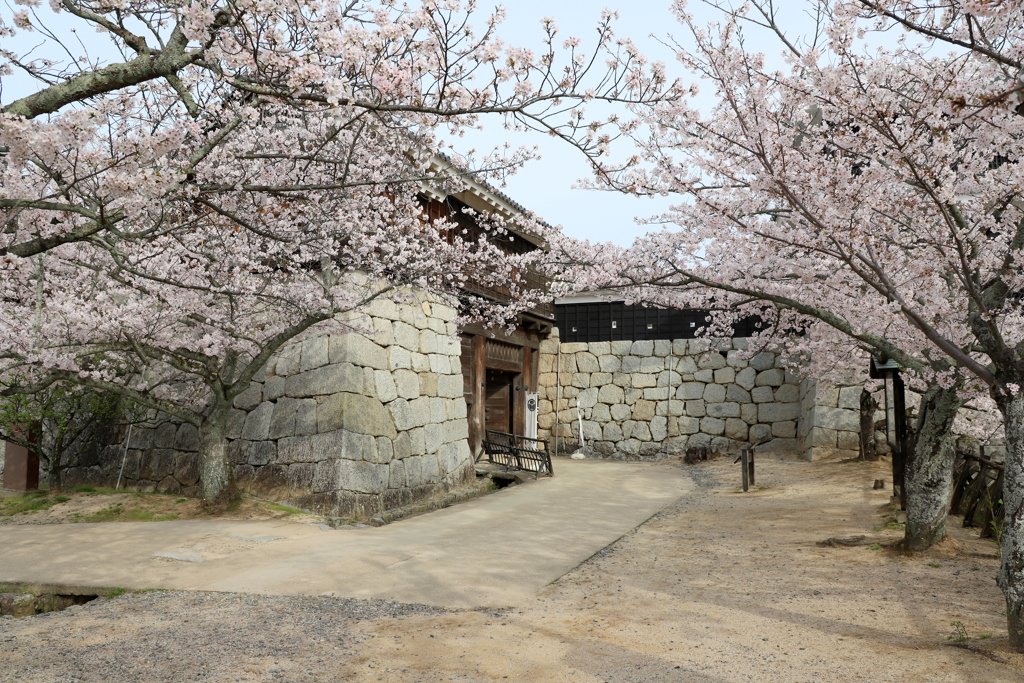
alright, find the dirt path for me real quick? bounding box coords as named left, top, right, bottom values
left=2, top=455, right=1021, bottom=682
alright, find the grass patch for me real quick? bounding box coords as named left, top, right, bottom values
left=927, top=562, right=943, bottom=568
left=53, top=495, right=70, bottom=503
left=265, top=501, right=304, bottom=515
left=105, top=587, right=128, bottom=599
left=175, top=498, right=187, bottom=504
left=868, top=543, right=882, bottom=550
left=78, top=506, right=179, bottom=523
left=1, top=495, right=57, bottom=515
left=72, top=485, right=96, bottom=493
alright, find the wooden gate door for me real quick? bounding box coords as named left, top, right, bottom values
left=484, top=369, right=514, bottom=433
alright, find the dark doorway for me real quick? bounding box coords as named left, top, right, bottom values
left=485, top=369, right=514, bottom=433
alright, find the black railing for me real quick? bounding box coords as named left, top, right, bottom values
left=479, top=430, right=554, bottom=478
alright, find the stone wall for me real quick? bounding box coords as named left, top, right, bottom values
left=797, top=381, right=863, bottom=461
left=536, top=329, right=804, bottom=458
left=62, top=294, right=474, bottom=521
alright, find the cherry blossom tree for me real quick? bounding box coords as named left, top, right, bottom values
left=0, top=1, right=679, bottom=506
left=549, top=0, right=1024, bottom=647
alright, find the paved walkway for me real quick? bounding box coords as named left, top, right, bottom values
left=0, top=458, right=691, bottom=608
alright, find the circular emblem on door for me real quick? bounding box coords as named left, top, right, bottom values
left=527, top=397, right=538, bottom=411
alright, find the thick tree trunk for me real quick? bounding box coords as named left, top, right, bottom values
left=904, top=384, right=965, bottom=551
left=997, top=391, right=1024, bottom=651
left=197, top=404, right=238, bottom=509
left=859, top=389, right=878, bottom=461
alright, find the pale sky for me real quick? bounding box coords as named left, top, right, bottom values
left=0, top=1, right=821, bottom=245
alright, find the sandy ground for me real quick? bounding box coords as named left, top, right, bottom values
left=1, top=455, right=1021, bottom=682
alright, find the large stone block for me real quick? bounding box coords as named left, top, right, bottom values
left=426, top=354, right=449, bottom=374
left=703, top=384, right=726, bottom=403
left=838, top=386, right=862, bottom=410
left=693, top=369, right=715, bottom=383
left=633, top=400, right=656, bottom=421
left=572, top=373, right=591, bottom=389
left=612, top=373, right=633, bottom=388
left=725, top=384, right=751, bottom=403
left=174, top=424, right=200, bottom=452
left=330, top=334, right=388, bottom=370
left=430, top=397, right=447, bottom=424
left=815, top=406, right=860, bottom=432
left=268, top=397, right=298, bottom=440
left=755, top=368, right=785, bottom=387
left=657, top=370, right=682, bottom=388
left=678, top=382, right=706, bottom=400
left=578, top=387, right=600, bottom=410
left=740, top=403, right=758, bottom=425
left=388, top=459, right=406, bottom=488
left=758, top=402, right=800, bottom=423
left=751, top=386, right=775, bottom=403
left=713, top=367, right=735, bottom=385
left=587, top=341, right=610, bottom=356
left=591, top=372, right=613, bottom=387
left=650, top=416, right=668, bottom=441
left=388, top=346, right=412, bottom=371
left=610, top=340, right=633, bottom=355
left=775, top=384, right=800, bottom=403
left=620, top=356, right=642, bottom=373
left=624, top=388, right=643, bottom=405
left=640, top=357, right=664, bottom=373
left=632, top=374, right=658, bottom=389
left=438, top=374, right=463, bottom=399
left=263, top=375, right=286, bottom=402
left=610, top=403, right=632, bottom=421
left=700, top=417, right=726, bottom=436
left=603, top=422, right=623, bottom=441
left=274, top=343, right=302, bottom=377
left=598, top=355, right=621, bottom=373
left=392, top=321, right=420, bottom=351
left=643, top=387, right=670, bottom=401
left=772, top=421, right=797, bottom=438
left=675, top=416, right=700, bottom=435
left=749, top=352, right=776, bottom=371
left=286, top=363, right=363, bottom=398
left=653, top=340, right=672, bottom=357
left=370, top=318, right=396, bottom=347
left=684, top=399, right=706, bottom=417
left=374, top=437, right=395, bottom=465
left=248, top=440, right=276, bottom=467
left=295, top=399, right=318, bottom=435
left=725, top=418, right=748, bottom=441
left=706, top=402, right=740, bottom=418
left=337, top=459, right=390, bottom=494
left=279, top=429, right=348, bottom=463
left=374, top=370, right=398, bottom=403
left=419, top=372, right=439, bottom=397
left=319, top=393, right=397, bottom=438
left=559, top=343, right=589, bottom=354
left=591, top=403, right=611, bottom=422
left=300, top=335, right=330, bottom=372
left=241, top=401, right=275, bottom=441
left=576, top=352, right=600, bottom=373
left=233, top=383, right=263, bottom=411
left=837, top=429, right=860, bottom=450
left=695, top=352, right=725, bottom=371
left=632, top=421, right=652, bottom=441
left=749, top=424, right=772, bottom=443
left=418, top=329, right=438, bottom=355
left=621, top=420, right=635, bottom=439
left=630, top=340, right=654, bottom=356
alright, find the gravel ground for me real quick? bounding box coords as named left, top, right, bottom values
left=2, top=455, right=1022, bottom=682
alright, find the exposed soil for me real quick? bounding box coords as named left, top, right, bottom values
left=0, top=488, right=314, bottom=525
left=1, top=455, right=1021, bottom=682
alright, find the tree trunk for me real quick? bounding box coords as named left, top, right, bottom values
left=859, top=389, right=878, bottom=461
left=997, top=390, right=1024, bottom=651
left=904, top=384, right=965, bottom=551
left=197, top=403, right=238, bottom=509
